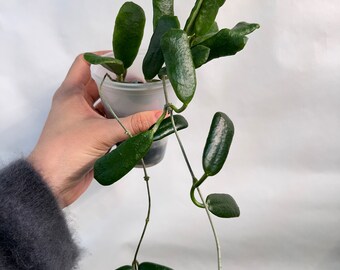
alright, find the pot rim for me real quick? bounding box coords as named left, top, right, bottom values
left=90, top=52, right=171, bottom=92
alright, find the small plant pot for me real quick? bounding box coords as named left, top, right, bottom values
left=90, top=52, right=177, bottom=167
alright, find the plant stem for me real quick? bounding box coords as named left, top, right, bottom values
left=132, top=159, right=151, bottom=268
left=99, top=74, right=152, bottom=268
left=197, top=187, right=222, bottom=270
left=161, top=76, right=222, bottom=270
left=99, top=74, right=132, bottom=137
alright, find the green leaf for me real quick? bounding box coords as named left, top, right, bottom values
left=153, top=115, right=188, bottom=141
left=184, top=0, right=219, bottom=36
left=161, top=29, right=196, bottom=105
left=153, top=0, right=174, bottom=30
left=206, top=193, right=240, bottom=218
left=139, top=262, right=173, bottom=270
left=191, top=45, right=210, bottom=68
left=143, top=15, right=180, bottom=80
left=84, top=53, right=125, bottom=76
left=208, top=21, right=219, bottom=34
left=193, top=0, right=219, bottom=36
left=112, top=2, right=146, bottom=69
left=232, top=21, right=260, bottom=36
left=198, top=28, right=248, bottom=62
left=115, top=266, right=132, bottom=270
left=94, top=130, right=154, bottom=185
left=216, top=0, right=226, bottom=7
left=203, top=112, right=234, bottom=176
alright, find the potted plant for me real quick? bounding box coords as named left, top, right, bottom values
left=84, top=0, right=259, bottom=269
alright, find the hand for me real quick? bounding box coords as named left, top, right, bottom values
left=28, top=53, right=161, bottom=208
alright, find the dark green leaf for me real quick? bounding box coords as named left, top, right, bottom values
left=153, top=115, right=188, bottom=141
left=153, top=0, right=174, bottom=30
left=194, top=0, right=219, bottom=36
left=184, top=0, right=219, bottom=36
left=216, top=0, right=226, bottom=7
left=84, top=53, right=125, bottom=75
left=232, top=21, right=260, bottom=36
left=139, top=262, right=173, bottom=270
left=112, top=2, right=146, bottom=69
left=184, top=0, right=203, bottom=35
left=206, top=193, right=240, bottom=218
left=191, top=45, right=210, bottom=68
left=199, top=28, right=248, bottom=62
left=161, top=29, right=196, bottom=105
left=94, top=130, right=154, bottom=185
left=208, top=21, right=219, bottom=34
left=191, top=32, right=216, bottom=47
left=203, top=112, right=234, bottom=176
left=143, top=15, right=180, bottom=80
left=116, top=266, right=132, bottom=270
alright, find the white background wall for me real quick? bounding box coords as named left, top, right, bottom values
left=1, top=0, right=340, bottom=269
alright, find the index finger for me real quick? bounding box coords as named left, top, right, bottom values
left=64, top=50, right=111, bottom=88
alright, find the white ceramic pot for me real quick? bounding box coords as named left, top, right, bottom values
left=90, top=52, right=177, bottom=167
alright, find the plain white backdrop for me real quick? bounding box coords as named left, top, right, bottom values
left=1, top=0, right=340, bottom=269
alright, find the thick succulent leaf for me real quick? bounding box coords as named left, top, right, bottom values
left=193, top=0, right=219, bottom=36
left=94, top=130, right=154, bottom=185
left=84, top=53, right=125, bottom=75
left=199, top=28, right=248, bottom=62
left=203, top=112, right=234, bottom=176
left=161, top=29, right=196, bottom=105
left=153, top=0, right=174, bottom=30
left=184, top=0, right=219, bottom=36
left=191, top=32, right=216, bottom=47
left=216, top=0, right=226, bottom=7
left=139, top=262, right=173, bottom=270
left=191, top=45, right=210, bottom=68
left=153, top=115, right=188, bottom=141
left=206, top=193, right=240, bottom=218
left=112, top=2, right=145, bottom=69
left=116, top=266, right=132, bottom=270
left=208, top=21, right=219, bottom=34
left=143, top=15, right=180, bottom=80
left=232, top=21, right=260, bottom=36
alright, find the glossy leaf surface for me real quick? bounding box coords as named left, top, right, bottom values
left=143, top=15, right=180, bottom=80
left=184, top=0, right=219, bottom=36
left=139, top=262, right=173, bottom=270
left=94, top=130, right=153, bottom=185
left=84, top=53, right=125, bottom=75
left=191, top=45, right=210, bottom=68
left=116, top=266, right=132, bottom=270
left=203, top=112, right=234, bottom=176
left=193, top=0, right=219, bottom=36
left=232, top=21, right=260, bottom=36
left=216, top=0, right=226, bottom=7
left=206, top=193, right=240, bottom=218
left=153, top=0, right=174, bottom=30
left=161, top=29, right=196, bottom=105
left=153, top=115, right=188, bottom=141
left=112, top=2, right=145, bottom=69
left=199, top=28, right=248, bottom=62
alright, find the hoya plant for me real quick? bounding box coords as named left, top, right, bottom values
left=84, top=0, right=259, bottom=269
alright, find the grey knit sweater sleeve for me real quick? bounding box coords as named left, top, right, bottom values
left=0, top=159, right=80, bottom=270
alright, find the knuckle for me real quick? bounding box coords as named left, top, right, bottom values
left=130, top=113, right=150, bottom=135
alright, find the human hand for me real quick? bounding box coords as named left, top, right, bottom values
left=28, top=53, right=161, bottom=208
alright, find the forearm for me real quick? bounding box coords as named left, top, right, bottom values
left=0, top=159, right=79, bottom=270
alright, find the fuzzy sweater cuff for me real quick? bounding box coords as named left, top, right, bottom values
left=0, top=159, right=79, bottom=270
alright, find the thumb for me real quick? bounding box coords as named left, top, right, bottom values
left=107, top=110, right=163, bottom=144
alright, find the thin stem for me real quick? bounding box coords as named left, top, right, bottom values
left=161, top=77, right=222, bottom=270
left=132, top=160, right=151, bottom=268
left=197, top=188, right=222, bottom=270
left=99, top=74, right=132, bottom=137
left=100, top=74, right=151, bottom=268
